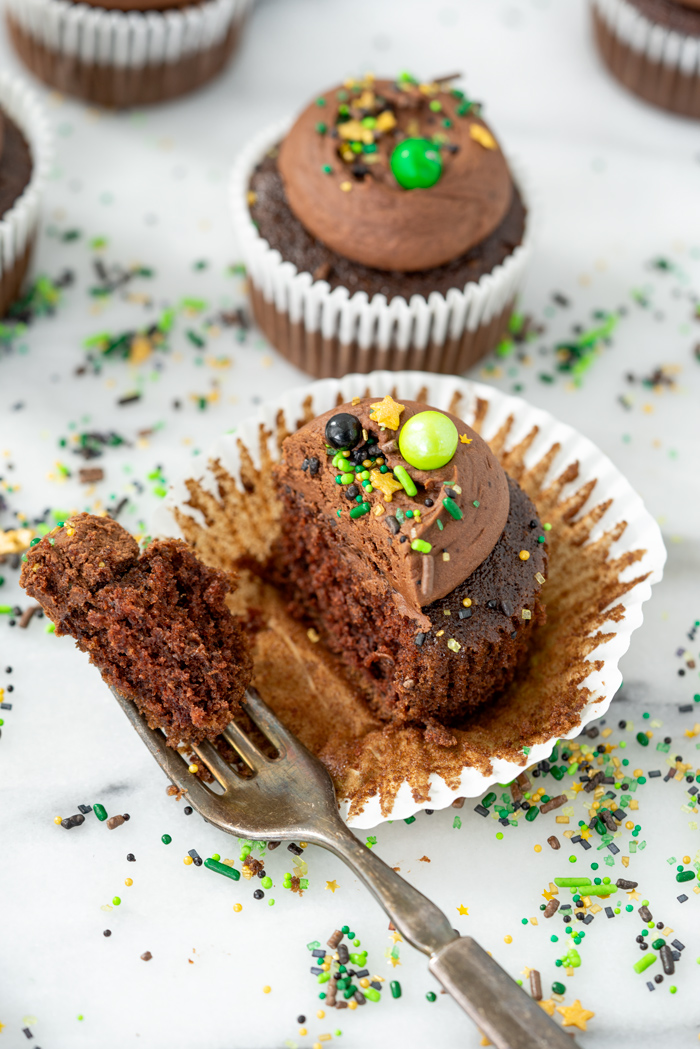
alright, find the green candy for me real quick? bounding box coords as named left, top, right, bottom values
left=399, top=411, right=458, bottom=471
left=390, top=138, right=442, bottom=189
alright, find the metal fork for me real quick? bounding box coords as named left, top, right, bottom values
left=111, top=685, right=578, bottom=1049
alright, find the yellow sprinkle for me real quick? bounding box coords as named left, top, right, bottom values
left=184, top=856, right=193, bottom=865
left=447, top=639, right=461, bottom=653
left=321, top=962, right=330, bottom=971
left=124, top=878, right=133, bottom=887
left=443, top=609, right=451, bottom=616
left=535, top=572, right=545, bottom=584
left=319, top=1037, right=332, bottom=1044
left=300, top=842, right=308, bottom=848
left=351, top=397, right=361, bottom=405
left=534, top=844, right=542, bottom=853
left=316, top=1010, right=325, bottom=1019
left=625, top=821, right=635, bottom=830
left=519, top=550, right=530, bottom=561
left=299, top=1028, right=308, bottom=1037
left=442, top=552, right=451, bottom=562
left=307, top=628, right=320, bottom=643
left=340, top=181, right=353, bottom=192
left=246, top=190, right=257, bottom=206
left=263, top=985, right=271, bottom=994
left=633, top=768, right=643, bottom=778
left=360, top=978, right=370, bottom=988
left=233, top=903, right=242, bottom=912
left=54, top=816, right=63, bottom=825
left=504, top=935, right=513, bottom=944
left=188, top=764, right=199, bottom=774
left=375, top=110, right=397, bottom=132
left=683, top=855, right=691, bottom=864
left=555, top=816, right=570, bottom=824
left=522, top=609, right=532, bottom=620
left=470, top=124, right=498, bottom=150
left=436, top=629, right=445, bottom=637
left=462, top=598, right=472, bottom=607
left=347, top=1000, right=357, bottom=1011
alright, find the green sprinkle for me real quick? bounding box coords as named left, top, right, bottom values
left=204, top=858, right=240, bottom=881
left=552, top=981, right=566, bottom=995
left=322, top=164, right=333, bottom=174
left=393, top=465, right=417, bottom=497
left=554, top=877, right=592, bottom=887
left=261, top=876, right=272, bottom=889
left=340, top=473, right=354, bottom=485
left=442, top=497, right=463, bottom=520
left=411, top=539, right=432, bottom=554
left=112, top=896, right=121, bottom=906
left=426, top=991, right=437, bottom=1002
left=161, top=834, right=172, bottom=845
left=525, top=806, right=539, bottom=822
left=636, top=732, right=649, bottom=746
left=349, top=503, right=371, bottom=519
left=93, top=803, right=108, bottom=822
left=633, top=953, right=657, bottom=974
left=316, top=122, right=327, bottom=134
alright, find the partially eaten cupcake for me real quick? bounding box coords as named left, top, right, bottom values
left=267, top=395, right=547, bottom=745
left=20, top=513, right=253, bottom=745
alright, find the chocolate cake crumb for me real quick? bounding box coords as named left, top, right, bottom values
left=20, top=513, right=252, bottom=744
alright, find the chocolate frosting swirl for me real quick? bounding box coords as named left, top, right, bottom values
left=277, top=77, right=514, bottom=273
left=274, top=397, right=510, bottom=613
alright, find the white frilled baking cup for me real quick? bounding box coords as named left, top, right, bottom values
left=591, top=0, right=700, bottom=118
left=154, top=372, right=666, bottom=828
left=5, top=0, right=252, bottom=107
left=229, top=121, right=534, bottom=378
left=0, top=72, right=52, bottom=313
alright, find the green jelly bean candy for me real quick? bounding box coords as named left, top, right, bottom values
left=365, top=988, right=381, bottom=1002
left=525, top=806, right=539, bottom=822
left=483, top=792, right=497, bottom=807
left=652, top=938, right=666, bottom=950
left=676, top=870, right=695, bottom=882
left=317, top=972, right=331, bottom=984
left=390, top=980, right=402, bottom=999
left=636, top=732, right=649, bottom=746
left=93, top=803, right=108, bottom=821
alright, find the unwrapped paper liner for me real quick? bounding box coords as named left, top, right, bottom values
left=154, top=372, right=666, bottom=828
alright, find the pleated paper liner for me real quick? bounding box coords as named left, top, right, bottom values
left=0, top=72, right=52, bottom=318
left=5, top=0, right=252, bottom=108
left=229, top=121, right=533, bottom=379
left=154, top=372, right=666, bottom=828
left=591, top=0, right=700, bottom=118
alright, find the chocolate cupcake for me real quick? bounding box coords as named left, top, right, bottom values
left=0, top=73, right=52, bottom=319
left=230, top=74, right=532, bottom=378
left=267, top=395, right=546, bottom=745
left=591, top=0, right=700, bottom=117
left=5, top=0, right=252, bottom=109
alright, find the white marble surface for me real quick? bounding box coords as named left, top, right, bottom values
left=1, top=1, right=699, bottom=1047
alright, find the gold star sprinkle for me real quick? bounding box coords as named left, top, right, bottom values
left=470, top=124, right=498, bottom=150
left=325, top=880, right=339, bottom=893
left=389, top=956, right=401, bottom=968
left=369, top=395, right=405, bottom=431
left=459, top=434, right=473, bottom=444
left=570, top=782, right=584, bottom=794
left=557, top=1000, right=595, bottom=1031
left=626, top=888, right=641, bottom=901
left=538, top=999, right=556, bottom=1017
left=457, top=904, right=469, bottom=916
left=370, top=468, right=403, bottom=502
left=391, top=931, right=403, bottom=944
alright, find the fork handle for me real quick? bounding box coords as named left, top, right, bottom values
left=318, top=823, right=578, bottom=1049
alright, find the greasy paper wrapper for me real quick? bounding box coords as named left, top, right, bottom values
left=154, top=372, right=665, bottom=828
left=0, top=72, right=52, bottom=319
left=5, top=0, right=251, bottom=108
left=591, top=0, right=700, bottom=118
left=229, top=122, right=533, bottom=378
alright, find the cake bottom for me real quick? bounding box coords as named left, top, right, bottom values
left=265, top=476, right=546, bottom=744
left=6, top=15, right=242, bottom=109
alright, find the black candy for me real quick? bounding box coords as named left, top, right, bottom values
left=325, top=413, right=362, bottom=450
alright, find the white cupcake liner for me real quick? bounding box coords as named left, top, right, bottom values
left=5, top=0, right=250, bottom=68
left=0, top=71, right=52, bottom=302
left=591, top=0, right=700, bottom=117
left=154, top=371, right=666, bottom=828
left=229, top=120, right=534, bottom=376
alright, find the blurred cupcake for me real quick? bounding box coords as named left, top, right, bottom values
left=591, top=0, right=700, bottom=118
left=5, top=0, right=252, bottom=108
left=0, top=72, right=52, bottom=319
left=230, top=73, right=532, bottom=378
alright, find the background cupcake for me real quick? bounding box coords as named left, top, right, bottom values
left=0, top=71, right=51, bottom=318
left=591, top=0, right=700, bottom=118
left=4, top=0, right=252, bottom=109
left=230, top=73, right=532, bottom=378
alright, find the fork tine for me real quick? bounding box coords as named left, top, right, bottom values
left=191, top=739, right=239, bottom=788
left=240, top=687, right=299, bottom=754
left=221, top=720, right=267, bottom=770
left=110, top=687, right=216, bottom=809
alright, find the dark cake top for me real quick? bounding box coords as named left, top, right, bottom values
left=19, top=513, right=252, bottom=745
left=276, top=74, right=513, bottom=272
left=274, top=396, right=510, bottom=610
